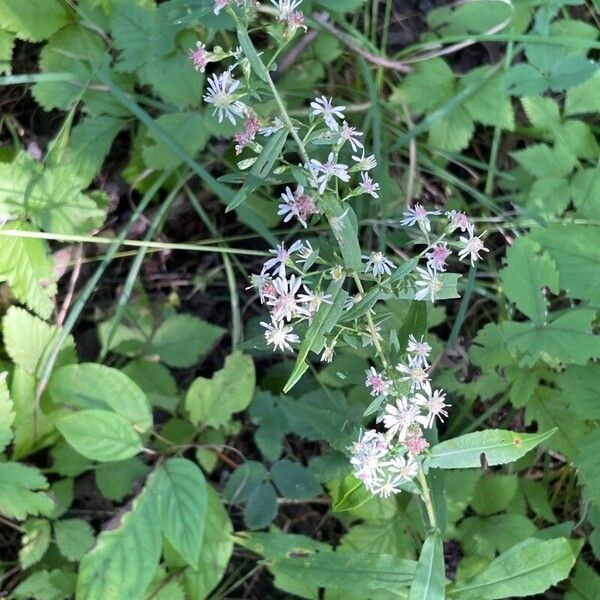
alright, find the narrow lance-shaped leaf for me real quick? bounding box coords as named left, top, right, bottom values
left=426, top=428, right=556, bottom=470
left=409, top=533, right=445, bottom=600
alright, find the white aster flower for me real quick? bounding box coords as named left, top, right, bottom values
left=278, top=185, right=318, bottom=228
left=344, top=292, right=362, bottom=311
left=259, top=116, right=284, bottom=137
left=406, top=334, right=431, bottom=367
left=371, top=473, right=405, bottom=498
left=414, top=381, right=449, bottom=428
left=298, top=285, right=332, bottom=315
left=361, top=322, right=383, bottom=347
left=396, top=356, right=430, bottom=392
left=414, top=265, right=443, bottom=303
left=400, top=203, right=441, bottom=232
left=458, top=225, right=489, bottom=266
left=362, top=251, right=394, bottom=277
left=309, top=152, right=350, bottom=193
left=330, top=264, right=344, bottom=281
left=445, top=210, right=471, bottom=232
left=339, top=121, right=363, bottom=151
left=310, top=95, right=346, bottom=131
left=296, top=240, right=314, bottom=265
left=321, top=340, right=336, bottom=363
left=359, top=172, right=380, bottom=198
left=351, top=150, right=377, bottom=171
left=267, top=274, right=305, bottom=322
left=350, top=430, right=389, bottom=488
left=213, top=0, right=230, bottom=15
left=263, top=240, right=303, bottom=278
left=271, top=0, right=302, bottom=19
left=203, top=69, right=246, bottom=125
left=387, top=454, right=418, bottom=481
left=383, top=396, right=424, bottom=440
left=261, top=316, right=300, bottom=352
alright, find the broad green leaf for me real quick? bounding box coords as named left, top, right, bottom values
left=333, top=472, right=372, bottom=512
left=0, top=223, right=56, bottom=319
left=0, top=371, right=15, bottom=453
left=0, top=462, right=54, bottom=519
left=428, top=0, right=512, bottom=36
left=244, top=482, right=278, bottom=529
left=566, top=560, right=600, bottom=600
left=57, top=409, right=143, bottom=462
left=249, top=391, right=289, bottom=461
left=51, top=440, right=92, bottom=477
left=77, top=468, right=162, bottom=600
left=94, top=457, right=150, bottom=502
left=510, top=143, right=575, bottom=179
left=0, top=0, right=71, bottom=42
left=429, top=106, right=475, bottom=153
left=504, top=64, right=548, bottom=96
left=283, top=278, right=347, bottom=393
left=521, top=96, right=560, bottom=130
left=557, top=364, right=600, bottom=419
left=222, top=461, right=268, bottom=503
left=155, top=458, right=207, bottom=569
left=315, top=0, right=367, bottom=11
left=0, top=29, right=14, bottom=74
left=520, top=479, right=557, bottom=523
left=575, top=428, right=600, bottom=506
left=470, top=474, right=517, bottom=516
left=557, top=119, right=599, bottom=160
left=150, top=314, right=225, bottom=369
left=183, top=486, right=233, bottom=599
left=565, top=70, right=600, bottom=115
left=19, top=518, right=51, bottom=568
left=340, top=517, right=416, bottom=558
left=54, top=518, right=95, bottom=562
left=500, top=237, right=559, bottom=323
left=451, top=538, right=577, bottom=599
left=13, top=569, right=76, bottom=600
left=503, top=309, right=600, bottom=366
left=427, top=428, right=556, bottom=469
left=185, top=351, right=255, bottom=428
left=549, top=57, right=597, bottom=91
left=47, top=478, right=74, bottom=519
left=462, top=67, right=514, bottom=130
left=122, top=359, right=178, bottom=413
left=142, top=112, right=209, bottom=171
left=49, top=363, right=152, bottom=432
left=527, top=177, right=570, bottom=217
left=271, top=459, right=321, bottom=500
left=409, top=533, right=444, bottom=600
left=571, top=168, right=600, bottom=219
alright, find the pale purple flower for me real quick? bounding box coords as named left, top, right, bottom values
left=203, top=69, right=246, bottom=125
left=298, top=285, right=332, bottom=315
left=458, top=225, right=489, bottom=266
left=446, top=210, right=471, bottom=232
left=406, top=334, right=431, bottom=367
left=405, top=434, right=429, bottom=456
left=401, top=203, right=441, bottom=232
left=383, top=396, right=424, bottom=440
left=234, top=111, right=261, bottom=155
left=261, top=316, right=300, bottom=352
left=365, top=366, right=390, bottom=397
left=263, top=240, right=303, bottom=277
left=339, top=121, right=363, bottom=152
left=248, top=272, right=277, bottom=304
left=359, top=173, right=380, bottom=198
left=414, top=381, right=449, bottom=428
left=296, top=240, right=314, bottom=266
left=351, top=151, right=377, bottom=171
left=309, top=152, right=350, bottom=193
left=426, top=243, right=451, bottom=272
left=344, top=292, right=362, bottom=311
left=278, top=185, right=318, bottom=228
left=362, top=251, right=394, bottom=277
left=350, top=430, right=389, bottom=489
left=387, top=454, right=418, bottom=481
left=396, top=356, right=430, bottom=392
left=414, top=265, right=443, bottom=302
left=214, top=0, right=230, bottom=14
left=259, top=117, right=284, bottom=137
left=189, top=42, right=213, bottom=72
left=310, top=95, right=345, bottom=131
left=267, top=274, right=304, bottom=321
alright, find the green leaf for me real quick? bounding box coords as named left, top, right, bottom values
left=155, top=458, right=207, bottom=569
left=323, top=196, right=362, bottom=271
left=185, top=351, right=255, bottom=428
left=249, top=391, right=289, bottom=461
left=565, top=70, right=600, bottom=115
left=271, top=459, right=321, bottom=500
left=409, top=533, right=444, bottom=600
left=510, top=143, right=574, bottom=179
left=54, top=518, right=95, bottom=562
left=0, top=29, right=14, bottom=74
left=427, top=428, right=556, bottom=469
left=332, top=473, right=372, bottom=512
left=500, top=237, right=559, bottom=324
left=557, top=364, right=600, bottom=420
left=0, top=0, right=71, bottom=42
left=520, top=479, right=557, bottom=523
left=13, top=569, right=76, bottom=600
left=575, top=428, right=600, bottom=506
left=521, top=96, right=561, bottom=130
left=283, top=278, right=347, bottom=393
left=549, top=57, right=597, bottom=91
left=0, top=223, right=56, bottom=319
left=19, top=518, right=51, bottom=568
left=57, top=409, right=143, bottom=462
left=94, top=457, right=149, bottom=502
left=451, top=538, right=577, bottom=599
left=566, top=560, right=600, bottom=600
left=571, top=168, right=600, bottom=219
left=471, top=474, right=517, bottom=516
left=462, top=67, right=514, bottom=130
left=0, top=371, right=15, bottom=454
left=143, top=112, right=209, bottom=171
left=236, top=26, right=270, bottom=83
left=502, top=309, right=600, bottom=366
left=428, top=106, right=474, bottom=153
left=504, top=64, right=548, bottom=96
left=150, top=314, right=225, bottom=368
left=340, top=517, right=415, bottom=558
left=315, top=0, right=367, bottom=11
left=223, top=461, right=268, bottom=503
left=49, top=363, right=152, bottom=432
left=527, top=177, right=570, bottom=217
left=77, top=468, right=162, bottom=600
left=244, top=482, right=278, bottom=529
left=0, top=462, right=53, bottom=519
left=226, top=127, right=288, bottom=211
left=122, top=359, right=178, bottom=413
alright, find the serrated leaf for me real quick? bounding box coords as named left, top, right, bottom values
left=155, top=458, right=207, bottom=569
left=0, top=223, right=56, bottom=319
left=575, top=428, right=600, bottom=507
left=13, top=569, right=76, bottom=600
left=428, top=106, right=474, bottom=152
left=122, top=359, right=178, bottom=413
left=471, top=474, right=517, bottom=516
left=451, top=537, right=577, bottom=599
left=49, top=363, right=152, bottom=432
left=527, top=177, right=570, bottom=217
left=57, top=409, right=143, bottom=462
left=271, top=459, right=321, bottom=500
left=77, top=468, right=162, bottom=600
left=150, top=313, right=225, bottom=368
left=549, top=57, right=597, bottom=91
left=504, top=64, right=549, bottom=96
left=571, top=168, right=600, bottom=219
left=0, top=371, right=15, bottom=454
left=566, top=560, right=600, bottom=600
left=409, top=533, right=444, bottom=600
left=185, top=351, right=255, bottom=428
left=462, top=67, right=514, bottom=130
left=426, top=428, right=556, bottom=469
left=0, top=462, right=54, bottom=520
left=565, top=70, right=600, bottom=115
left=500, top=237, right=559, bottom=324
left=54, top=518, right=95, bottom=562
left=95, top=457, right=149, bottom=502
left=19, top=518, right=51, bottom=569
left=510, top=143, right=575, bottom=179
left=0, top=0, right=71, bottom=42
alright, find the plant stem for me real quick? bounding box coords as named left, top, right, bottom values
left=417, top=468, right=437, bottom=530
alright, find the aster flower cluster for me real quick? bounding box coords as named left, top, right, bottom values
left=351, top=335, right=449, bottom=497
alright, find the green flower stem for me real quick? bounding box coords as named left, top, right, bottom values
left=418, top=467, right=438, bottom=530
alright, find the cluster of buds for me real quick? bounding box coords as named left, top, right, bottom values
left=351, top=335, right=448, bottom=497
